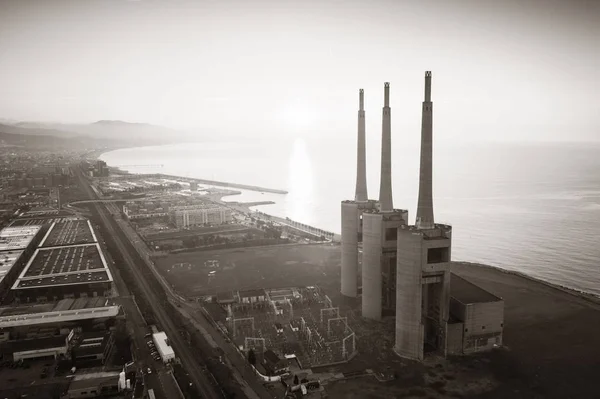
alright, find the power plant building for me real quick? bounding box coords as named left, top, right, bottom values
left=340, top=72, right=504, bottom=361
left=340, top=88, right=382, bottom=300
left=361, top=82, right=408, bottom=320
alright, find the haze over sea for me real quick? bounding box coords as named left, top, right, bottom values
left=101, top=138, right=600, bottom=296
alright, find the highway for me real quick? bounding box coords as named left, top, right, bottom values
left=74, top=166, right=221, bottom=399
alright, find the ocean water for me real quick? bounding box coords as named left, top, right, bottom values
left=101, top=138, right=600, bottom=296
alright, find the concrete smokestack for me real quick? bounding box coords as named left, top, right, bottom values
left=416, top=71, right=434, bottom=229
left=379, top=82, right=393, bottom=212
left=355, top=89, right=368, bottom=202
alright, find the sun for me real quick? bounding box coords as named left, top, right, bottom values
left=278, top=102, right=319, bottom=129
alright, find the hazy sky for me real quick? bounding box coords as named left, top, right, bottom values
left=0, top=0, right=598, bottom=142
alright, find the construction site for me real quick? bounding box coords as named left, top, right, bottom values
left=211, top=286, right=356, bottom=370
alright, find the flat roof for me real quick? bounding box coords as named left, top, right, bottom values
left=0, top=335, right=67, bottom=355
left=39, top=219, right=97, bottom=247
left=20, top=210, right=70, bottom=218
left=69, top=371, right=120, bottom=391
left=12, top=243, right=113, bottom=290
left=152, top=331, right=175, bottom=358
left=450, top=273, right=502, bottom=304
left=72, top=371, right=121, bottom=381
left=0, top=297, right=115, bottom=318
left=10, top=218, right=64, bottom=227
left=0, top=225, right=41, bottom=252
left=239, top=288, right=266, bottom=298
left=0, top=250, right=24, bottom=284
left=0, top=305, right=121, bottom=328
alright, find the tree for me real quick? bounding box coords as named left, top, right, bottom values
left=248, top=349, right=256, bottom=366
left=293, top=375, right=299, bottom=385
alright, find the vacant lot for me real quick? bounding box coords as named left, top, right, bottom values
left=154, top=243, right=341, bottom=296
left=144, top=224, right=251, bottom=241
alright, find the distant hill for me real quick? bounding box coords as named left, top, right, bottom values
left=0, top=129, right=107, bottom=150
left=0, top=123, right=78, bottom=138
left=1, top=120, right=197, bottom=146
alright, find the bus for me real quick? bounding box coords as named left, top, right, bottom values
left=147, top=389, right=156, bottom=399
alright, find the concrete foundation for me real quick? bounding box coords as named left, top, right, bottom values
left=361, top=209, right=408, bottom=320
left=340, top=200, right=378, bottom=298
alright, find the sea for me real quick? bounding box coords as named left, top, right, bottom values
left=101, top=137, right=600, bottom=296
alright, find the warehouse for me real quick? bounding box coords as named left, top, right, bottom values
left=10, top=243, right=113, bottom=303
left=152, top=331, right=175, bottom=363
left=39, top=219, right=97, bottom=247
left=0, top=225, right=42, bottom=299
left=0, top=298, right=122, bottom=342
left=447, top=274, right=504, bottom=355
left=0, top=335, right=69, bottom=361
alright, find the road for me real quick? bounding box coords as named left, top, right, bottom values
left=93, top=206, right=177, bottom=399
left=74, top=166, right=220, bottom=399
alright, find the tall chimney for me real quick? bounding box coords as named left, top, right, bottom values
left=379, top=82, right=393, bottom=212
left=416, top=71, right=434, bottom=229
left=355, top=89, right=368, bottom=202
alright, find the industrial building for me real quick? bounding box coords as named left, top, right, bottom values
left=1, top=334, right=69, bottom=361
left=70, top=330, right=115, bottom=364
left=152, top=331, right=175, bottom=363
left=10, top=243, right=113, bottom=303
left=340, top=72, right=504, bottom=360
left=0, top=297, right=122, bottom=342
left=39, top=218, right=97, bottom=247
left=123, top=201, right=169, bottom=220
left=340, top=83, right=409, bottom=319
left=340, top=89, right=380, bottom=299
left=0, top=297, right=121, bottom=364
left=65, top=371, right=123, bottom=399
left=447, top=274, right=504, bottom=355
left=0, top=225, right=43, bottom=298
left=170, top=204, right=232, bottom=227
left=0, top=325, right=116, bottom=363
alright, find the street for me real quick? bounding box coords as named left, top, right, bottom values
left=75, top=166, right=221, bottom=399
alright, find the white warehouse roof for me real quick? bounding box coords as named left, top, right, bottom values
left=0, top=225, right=41, bottom=252
left=152, top=331, right=175, bottom=362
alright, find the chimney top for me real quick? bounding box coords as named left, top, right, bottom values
left=384, top=82, right=390, bottom=107
left=359, top=89, right=364, bottom=110
left=424, top=71, right=432, bottom=102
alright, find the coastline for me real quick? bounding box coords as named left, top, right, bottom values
left=455, top=261, right=600, bottom=305
left=95, top=146, right=600, bottom=302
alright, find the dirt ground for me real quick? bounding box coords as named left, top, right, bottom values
left=156, top=245, right=600, bottom=398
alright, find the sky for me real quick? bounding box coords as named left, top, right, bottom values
left=0, top=0, right=598, bottom=142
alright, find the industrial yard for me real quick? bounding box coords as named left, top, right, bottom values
left=208, top=286, right=356, bottom=369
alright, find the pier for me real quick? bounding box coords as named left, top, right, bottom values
left=254, top=211, right=337, bottom=241
left=159, top=174, right=288, bottom=194
left=143, top=174, right=288, bottom=194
